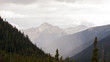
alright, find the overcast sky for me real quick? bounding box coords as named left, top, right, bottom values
left=0, top=0, right=110, bottom=29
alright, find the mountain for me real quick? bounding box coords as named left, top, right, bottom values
left=70, top=35, right=110, bottom=62
left=23, top=22, right=66, bottom=48
left=0, top=17, right=48, bottom=62
left=23, top=22, right=89, bottom=56
left=65, top=25, right=88, bottom=34
left=48, top=24, right=110, bottom=57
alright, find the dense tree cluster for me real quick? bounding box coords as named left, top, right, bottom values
left=0, top=17, right=49, bottom=62
left=0, top=17, right=48, bottom=57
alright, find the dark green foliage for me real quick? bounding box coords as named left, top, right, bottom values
left=47, top=54, right=52, bottom=62
left=59, top=56, right=63, bottom=62
left=73, top=60, right=76, bottom=62
left=65, top=57, right=70, bottom=62
left=65, top=57, right=73, bottom=62
left=90, top=37, right=99, bottom=62
left=0, top=17, right=48, bottom=57
left=0, top=17, right=48, bottom=62
left=54, top=49, right=73, bottom=62
left=55, top=49, right=59, bottom=62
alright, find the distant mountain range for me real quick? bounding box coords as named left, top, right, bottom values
left=23, top=22, right=66, bottom=41
left=23, top=22, right=88, bottom=56
left=23, top=22, right=66, bottom=47
left=23, top=22, right=88, bottom=42
left=47, top=24, right=110, bottom=57
left=23, top=22, right=110, bottom=58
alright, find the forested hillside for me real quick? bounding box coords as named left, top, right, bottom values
left=0, top=17, right=73, bottom=62
left=0, top=17, right=49, bottom=62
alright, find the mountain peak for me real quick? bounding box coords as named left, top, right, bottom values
left=37, top=22, right=54, bottom=32
left=41, top=22, right=52, bottom=27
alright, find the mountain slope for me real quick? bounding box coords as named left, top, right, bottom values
left=0, top=17, right=48, bottom=61
left=70, top=35, right=110, bottom=62
left=23, top=22, right=66, bottom=48
left=48, top=24, right=110, bottom=57
left=23, top=22, right=66, bottom=41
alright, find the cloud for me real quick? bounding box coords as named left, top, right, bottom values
left=0, top=0, right=109, bottom=5
left=0, top=0, right=36, bottom=4
left=56, top=0, right=108, bottom=4
left=0, top=10, right=28, bottom=18
left=7, top=22, right=24, bottom=29
left=1, top=0, right=110, bottom=29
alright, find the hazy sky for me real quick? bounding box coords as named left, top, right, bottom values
left=0, top=0, right=110, bottom=29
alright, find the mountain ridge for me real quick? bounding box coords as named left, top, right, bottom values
left=47, top=24, right=110, bottom=57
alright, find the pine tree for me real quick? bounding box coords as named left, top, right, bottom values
left=102, top=45, right=105, bottom=62
left=0, top=56, right=1, bottom=62
left=90, top=37, right=99, bottom=62
left=47, top=53, right=51, bottom=62
left=59, top=56, right=63, bottom=62
left=74, top=60, right=76, bottom=62
left=55, top=49, right=59, bottom=62
left=65, top=57, right=70, bottom=62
